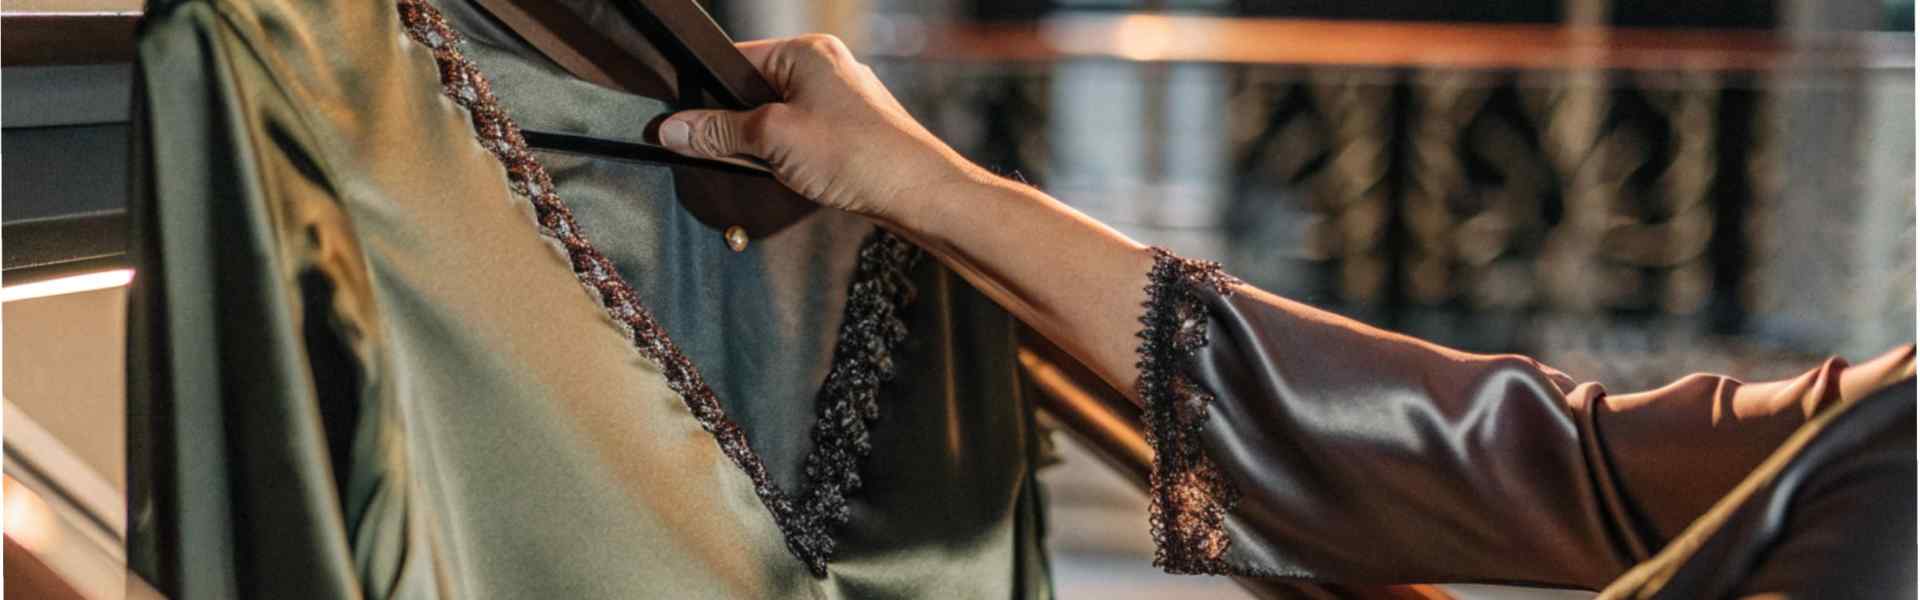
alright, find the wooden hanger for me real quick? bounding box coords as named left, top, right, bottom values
left=609, top=0, right=781, bottom=109
left=469, top=0, right=817, bottom=241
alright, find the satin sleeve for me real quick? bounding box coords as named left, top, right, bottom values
left=1132, top=248, right=1916, bottom=592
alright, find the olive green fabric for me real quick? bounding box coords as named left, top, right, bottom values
left=126, top=0, right=1051, bottom=597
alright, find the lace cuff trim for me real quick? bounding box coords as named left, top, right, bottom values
left=1137, top=247, right=1242, bottom=575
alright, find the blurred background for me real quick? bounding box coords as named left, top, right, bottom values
left=706, top=1, right=1917, bottom=596
left=3, top=0, right=1913, bottom=598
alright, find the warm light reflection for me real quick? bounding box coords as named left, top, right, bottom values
left=1043, top=15, right=1184, bottom=62
left=3, top=475, right=60, bottom=552
left=0, top=269, right=134, bottom=303
left=1110, top=15, right=1174, bottom=61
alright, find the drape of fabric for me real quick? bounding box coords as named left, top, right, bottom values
left=1135, top=250, right=1915, bottom=597
left=126, top=0, right=1050, bottom=597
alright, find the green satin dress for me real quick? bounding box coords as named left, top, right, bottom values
left=125, top=0, right=1052, bottom=597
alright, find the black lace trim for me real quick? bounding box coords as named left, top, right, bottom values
left=396, top=0, right=919, bottom=575
left=1137, top=247, right=1242, bottom=575
left=785, top=232, right=920, bottom=569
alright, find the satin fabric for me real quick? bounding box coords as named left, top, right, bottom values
left=1179, top=283, right=1915, bottom=596
left=127, top=0, right=1050, bottom=597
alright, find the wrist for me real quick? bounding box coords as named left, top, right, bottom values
left=869, top=151, right=999, bottom=239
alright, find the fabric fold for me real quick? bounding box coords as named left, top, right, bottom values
left=1133, top=246, right=1914, bottom=594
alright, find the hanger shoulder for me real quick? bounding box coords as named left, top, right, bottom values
left=614, top=0, right=781, bottom=109
left=470, top=0, right=677, bottom=98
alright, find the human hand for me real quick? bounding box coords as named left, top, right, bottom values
left=655, top=35, right=984, bottom=226
left=661, top=38, right=1160, bottom=403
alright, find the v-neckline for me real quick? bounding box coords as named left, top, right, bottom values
left=397, top=0, right=921, bottom=575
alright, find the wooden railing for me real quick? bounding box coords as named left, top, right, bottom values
left=7, top=9, right=1910, bottom=71
left=866, top=14, right=1913, bottom=71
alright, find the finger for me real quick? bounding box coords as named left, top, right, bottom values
left=733, top=38, right=802, bottom=93
left=734, top=39, right=782, bottom=72
left=657, top=106, right=781, bottom=160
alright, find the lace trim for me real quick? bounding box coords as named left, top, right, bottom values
left=786, top=232, right=920, bottom=568
left=396, top=0, right=919, bottom=575
left=1137, top=247, right=1242, bottom=575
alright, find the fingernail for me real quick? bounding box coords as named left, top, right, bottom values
left=659, top=119, right=692, bottom=153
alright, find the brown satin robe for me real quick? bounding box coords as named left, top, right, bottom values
left=1143, top=255, right=1914, bottom=598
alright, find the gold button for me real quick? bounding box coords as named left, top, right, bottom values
left=724, top=226, right=749, bottom=252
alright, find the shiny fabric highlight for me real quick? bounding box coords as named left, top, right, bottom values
left=128, top=0, right=1050, bottom=596
left=1146, top=245, right=1915, bottom=594
left=397, top=0, right=927, bottom=574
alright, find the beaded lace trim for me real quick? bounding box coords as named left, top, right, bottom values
left=1137, top=247, right=1243, bottom=575
left=396, top=0, right=919, bottom=575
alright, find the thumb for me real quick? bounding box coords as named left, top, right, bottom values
left=656, top=108, right=773, bottom=159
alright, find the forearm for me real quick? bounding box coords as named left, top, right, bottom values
left=881, top=169, right=1155, bottom=400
